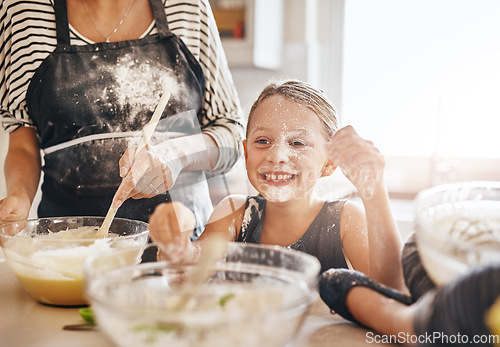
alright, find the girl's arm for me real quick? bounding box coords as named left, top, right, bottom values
left=340, top=184, right=406, bottom=291
left=328, top=126, right=406, bottom=291
left=359, top=181, right=406, bottom=291
left=201, top=194, right=246, bottom=241
left=0, top=127, right=41, bottom=223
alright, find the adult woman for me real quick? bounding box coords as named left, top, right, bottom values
left=0, top=0, right=244, bottom=238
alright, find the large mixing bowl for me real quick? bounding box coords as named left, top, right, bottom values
left=84, top=242, right=320, bottom=347
left=0, top=216, right=149, bottom=306
left=414, top=181, right=500, bottom=286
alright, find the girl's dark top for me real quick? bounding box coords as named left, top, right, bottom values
left=237, top=196, right=349, bottom=273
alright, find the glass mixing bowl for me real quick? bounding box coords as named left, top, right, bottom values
left=414, top=181, right=500, bottom=286
left=0, top=216, right=149, bottom=306
left=84, top=242, right=320, bottom=347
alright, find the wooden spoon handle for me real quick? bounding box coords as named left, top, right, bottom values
left=96, top=205, right=118, bottom=238
left=172, top=237, right=227, bottom=311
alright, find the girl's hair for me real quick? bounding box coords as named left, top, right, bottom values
left=247, top=80, right=338, bottom=139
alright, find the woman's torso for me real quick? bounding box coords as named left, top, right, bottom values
left=23, top=0, right=211, bottom=237
left=0, top=1, right=202, bottom=129
left=1, top=0, right=243, bottom=172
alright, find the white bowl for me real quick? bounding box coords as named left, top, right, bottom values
left=414, top=181, right=500, bottom=286
left=0, top=216, right=149, bottom=306
left=84, top=242, right=320, bottom=347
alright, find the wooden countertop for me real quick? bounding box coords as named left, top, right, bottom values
left=0, top=258, right=397, bottom=347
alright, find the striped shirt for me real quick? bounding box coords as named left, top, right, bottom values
left=0, top=0, right=244, bottom=173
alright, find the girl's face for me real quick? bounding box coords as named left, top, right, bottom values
left=245, top=95, right=333, bottom=203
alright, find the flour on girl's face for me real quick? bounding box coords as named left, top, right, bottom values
left=252, top=107, right=318, bottom=203
left=260, top=184, right=295, bottom=203
left=246, top=96, right=329, bottom=203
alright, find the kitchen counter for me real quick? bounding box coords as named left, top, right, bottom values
left=0, top=258, right=397, bottom=347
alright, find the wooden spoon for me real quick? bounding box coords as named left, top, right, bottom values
left=96, top=91, right=171, bottom=238
left=171, top=236, right=227, bottom=311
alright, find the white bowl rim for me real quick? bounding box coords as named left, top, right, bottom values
left=85, top=242, right=320, bottom=321
left=414, top=180, right=500, bottom=253
left=0, top=216, right=149, bottom=241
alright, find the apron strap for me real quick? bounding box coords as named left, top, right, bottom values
left=54, top=0, right=71, bottom=46
left=149, top=0, right=172, bottom=39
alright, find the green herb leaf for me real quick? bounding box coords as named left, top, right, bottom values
left=218, top=293, right=235, bottom=307
left=132, top=323, right=184, bottom=343
left=79, top=308, right=95, bottom=325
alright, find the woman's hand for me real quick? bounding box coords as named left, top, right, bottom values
left=1, top=126, right=41, bottom=224
left=0, top=194, right=31, bottom=224
left=111, top=133, right=211, bottom=208
left=117, top=144, right=183, bottom=200
left=111, top=139, right=189, bottom=208
left=327, top=125, right=385, bottom=200
left=149, top=202, right=197, bottom=262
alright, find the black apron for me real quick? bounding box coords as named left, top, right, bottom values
left=25, top=0, right=212, bottom=239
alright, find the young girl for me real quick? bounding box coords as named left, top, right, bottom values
left=149, top=80, right=407, bottom=292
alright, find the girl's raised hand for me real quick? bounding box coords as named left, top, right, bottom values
left=327, top=126, right=385, bottom=200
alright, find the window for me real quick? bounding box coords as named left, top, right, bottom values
left=342, top=0, right=500, bottom=195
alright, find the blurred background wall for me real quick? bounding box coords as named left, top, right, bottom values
left=2, top=0, right=499, bottom=234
